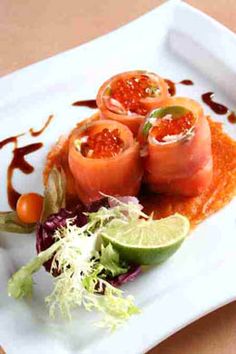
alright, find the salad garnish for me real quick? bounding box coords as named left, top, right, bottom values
left=0, top=211, right=35, bottom=234
left=0, top=167, right=66, bottom=234
left=8, top=196, right=146, bottom=330
left=8, top=193, right=189, bottom=329
left=40, top=167, right=66, bottom=222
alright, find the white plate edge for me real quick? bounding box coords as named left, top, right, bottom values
left=85, top=254, right=236, bottom=354
left=1, top=1, right=236, bottom=353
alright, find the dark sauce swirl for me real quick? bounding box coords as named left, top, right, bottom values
left=7, top=143, right=43, bottom=209
left=29, top=115, right=53, bottom=137
left=72, top=99, right=97, bottom=109
left=201, top=92, right=228, bottom=115
left=164, top=79, right=194, bottom=96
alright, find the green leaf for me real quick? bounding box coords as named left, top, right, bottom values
left=104, top=86, right=112, bottom=96
left=82, top=274, right=140, bottom=331
left=40, top=167, right=66, bottom=222
left=150, top=106, right=190, bottom=119
left=8, top=241, right=61, bottom=299
left=100, top=243, right=128, bottom=277
left=43, top=219, right=139, bottom=330
left=142, top=121, right=153, bottom=136
left=0, top=212, right=35, bottom=234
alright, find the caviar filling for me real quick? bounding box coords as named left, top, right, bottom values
left=107, top=74, right=160, bottom=115
left=144, top=106, right=196, bottom=143
left=77, top=128, right=125, bottom=158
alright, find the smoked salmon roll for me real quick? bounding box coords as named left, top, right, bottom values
left=96, top=71, right=169, bottom=135
left=68, top=119, right=143, bottom=204
left=140, top=97, right=213, bottom=196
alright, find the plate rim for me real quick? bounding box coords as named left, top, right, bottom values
left=1, top=0, right=236, bottom=84
left=1, top=1, right=236, bottom=353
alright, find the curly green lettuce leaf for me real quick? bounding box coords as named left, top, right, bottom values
left=8, top=241, right=61, bottom=298
left=45, top=220, right=139, bottom=330
left=100, top=243, right=128, bottom=277
left=47, top=265, right=139, bottom=331
left=82, top=273, right=139, bottom=330
left=87, top=195, right=147, bottom=227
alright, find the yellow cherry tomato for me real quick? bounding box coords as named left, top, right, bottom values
left=16, top=193, right=44, bottom=224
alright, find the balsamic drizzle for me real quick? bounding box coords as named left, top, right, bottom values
left=7, top=143, right=43, bottom=209
left=29, top=115, right=53, bottom=137
left=72, top=99, right=97, bottom=109
left=164, top=79, right=194, bottom=96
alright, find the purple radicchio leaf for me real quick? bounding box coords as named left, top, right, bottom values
left=36, top=198, right=109, bottom=273
left=108, top=265, right=142, bottom=287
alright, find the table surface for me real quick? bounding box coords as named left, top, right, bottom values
left=0, top=0, right=236, bottom=353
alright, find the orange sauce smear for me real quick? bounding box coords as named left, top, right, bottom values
left=140, top=118, right=236, bottom=226
left=111, top=75, right=155, bottom=115
left=44, top=116, right=236, bottom=226
left=80, top=128, right=124, bottom=158
left=151, top=112, right=195, bottom=142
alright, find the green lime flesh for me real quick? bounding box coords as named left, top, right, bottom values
left=101, top=214, right=190, bottom=265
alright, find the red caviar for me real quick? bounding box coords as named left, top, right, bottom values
left=81, top=128, right=124, bottom=158
left=111, top=75, right=157, bottom=115
left=151, top=112, right=195, bottom=142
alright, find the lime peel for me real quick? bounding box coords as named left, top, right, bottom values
left=101, top=213, right=190, bottom=265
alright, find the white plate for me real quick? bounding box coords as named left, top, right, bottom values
left=1, top=1, right=236, bottom=353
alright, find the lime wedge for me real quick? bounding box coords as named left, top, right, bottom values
left=101, top=214, right=190, bottom=265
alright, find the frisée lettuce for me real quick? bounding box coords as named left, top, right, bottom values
left=8, top=196, right=145, bottom=330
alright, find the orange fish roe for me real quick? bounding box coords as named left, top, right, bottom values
left=111, top=75, right=156, bottom=115
left=151, top=112, right=195, bottom=142
left=140, top=118, right=236, bottom=226
left=80, top=128, right=124, bottom=158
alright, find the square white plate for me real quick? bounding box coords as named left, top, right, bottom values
left=0, top=1, right=236, bottom=353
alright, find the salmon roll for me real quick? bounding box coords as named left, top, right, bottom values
left=140, top=97, right=213, bottom=196
left=68, top=119, right=143, bottom=204
left=96, top=71, right=169, bottom=135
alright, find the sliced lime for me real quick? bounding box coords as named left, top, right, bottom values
left=101, top=214, right=190, bottom=265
